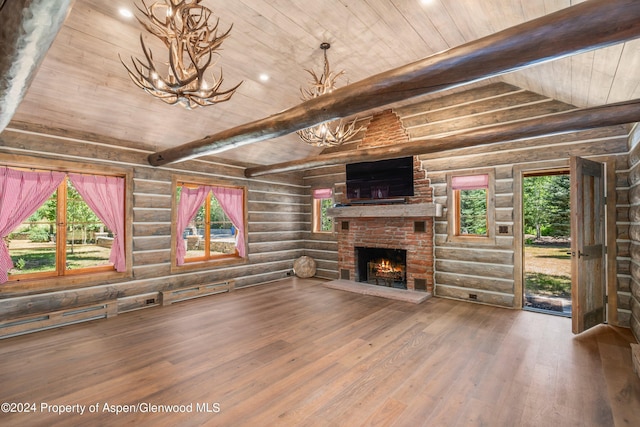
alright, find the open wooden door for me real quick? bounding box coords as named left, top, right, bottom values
left=570, top=156, right=606, bottom=334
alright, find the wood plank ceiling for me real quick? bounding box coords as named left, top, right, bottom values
left=6, top=0, right=640, bottom=166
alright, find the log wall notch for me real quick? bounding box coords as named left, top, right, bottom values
left=626, top=124, right=640, bottom=341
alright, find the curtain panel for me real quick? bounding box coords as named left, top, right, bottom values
left=211, top=186, right=246, bottom=258
left=451, top=174, right=489, bottom=191
left=68, top=174, right=126, bottom=272
left=312, top=188, right=333, bottom=199
left=0, top=168, right=66, bottom=283
left=175, top=186, right=210, bottom=265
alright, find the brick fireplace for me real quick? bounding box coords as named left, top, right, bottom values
left=333, top=200, right=436, bottom=292
left=328, top=110, right=438, bottom=292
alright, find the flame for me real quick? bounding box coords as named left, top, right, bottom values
left=376, top=259, right=400, bottom=273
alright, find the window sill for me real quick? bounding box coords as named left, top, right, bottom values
left=171, top=255, right=247, bottom=274
left=0, top=270, right=131, bottom=299
left=446, top=235, right=496, bottom=246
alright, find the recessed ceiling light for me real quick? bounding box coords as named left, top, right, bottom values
left=119, top=8, right=133, bottom=18
left=259, top=74, right=270, bottom=82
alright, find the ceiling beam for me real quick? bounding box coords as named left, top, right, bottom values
left=0, top=0, right=75, bottom=133
left=244, top=99, right=640, bottom=177
left=148, top=0, right=640, bottom=167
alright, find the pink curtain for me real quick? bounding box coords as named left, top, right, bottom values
left=69, top=174, right=126, bottom=272
left=452, top=174, right=489, bottom=191
left=0, top=168, right=65, bottom=283
left=313, top=188, right=333, bottom=199
left=176, top=186, right=210, bottom=265
left=211, top=186, right=246, bottom=257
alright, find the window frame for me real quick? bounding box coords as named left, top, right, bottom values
left=312, top=188, right=334, bottom=234
left=171, top=175, right=248, bottom=272
left=10, top=178, right=115, bottom=281
left=0, top=159, right=132, bottom=296
left=447, top=170, right=495, bottom=244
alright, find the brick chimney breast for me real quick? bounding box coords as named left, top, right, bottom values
left=336, top=109, right=434, bottom=293
left=358, top=109, right=409, bottom=149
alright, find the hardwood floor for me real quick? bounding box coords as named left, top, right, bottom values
left=1, top=277, right=639, bottom=426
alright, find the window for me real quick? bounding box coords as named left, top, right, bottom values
left=1, top=167, right=126, bottom=284
left=448, top=172, right=494, bottom=242
left=175, top=181, right=246, bottom=267
left=452, top=174, right=488, bottom=236
left=312, top=188, right=333, bottom=233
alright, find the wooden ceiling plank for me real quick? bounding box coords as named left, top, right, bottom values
left=491, top=0, right=526, bottom=30
left=395, top=83, right=521, bottom=118
left=272, top=0, right=397, bottom=75
left=587, top=45, right=625, bottom=106
left=542, top=0, right=572, bottom=15
left=403, top=0, right=466, bottom=50
left=547, top=56, right=572, bottom=104
left=334, top=0, right=427, bottom=64
left=418, top=126, right=630, bottom=162
left=401, top=90, right=551, bottom=129
left=356, top=0, right=441, bottom=57
left=571, top=50, right=596, bottom=107
left=408, top=100, right=575, bottom=139
left=439, top=0, right=496, bottom=41
left=607, top=39, right=640, bottom=103
left=148, top=0, right=640, bottom=166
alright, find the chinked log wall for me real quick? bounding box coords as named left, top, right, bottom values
left=0, top=125, right=307, bottom=328
left=304, top=82, right=632, bottom=326
left=626, top=124, right=640, bottom=341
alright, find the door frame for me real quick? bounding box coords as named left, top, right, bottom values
left=513, top=161, right=570, bottom=310
left=605, top=157, right=619, bottom=326
left=513, top=158, right=618, bottom=324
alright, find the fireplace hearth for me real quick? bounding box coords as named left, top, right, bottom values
left=356, top=247, right=407, bottom=289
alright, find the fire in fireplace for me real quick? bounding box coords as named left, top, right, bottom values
left=355, top=247, right=407, bottom=289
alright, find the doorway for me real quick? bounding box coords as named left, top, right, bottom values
left=522, top=171, right=572, bottom=317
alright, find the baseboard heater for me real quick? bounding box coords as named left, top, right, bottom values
left=160, top=280, right=234, bottom=306
left=0, top=301, right=117, bottom=340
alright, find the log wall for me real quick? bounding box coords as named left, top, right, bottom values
left=626, top=123, right=640, bottom=340
left=408, top=85, right=630, bottom=321
left=0, top=125, right=307, bottom=330
left=304, top=83, right=633, bottom=326
left=303, top=165, right=342, bottom=279
left=0, top=82, right=636, bottom=337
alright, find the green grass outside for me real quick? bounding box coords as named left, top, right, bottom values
left=9, top=244, right=111, bottom=275
left=524, top=272, right=571, bottom=297
left=524, top=244, right=571, bottom=298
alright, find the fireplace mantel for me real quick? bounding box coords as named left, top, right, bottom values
left=327, top=203, right=442, bottom=219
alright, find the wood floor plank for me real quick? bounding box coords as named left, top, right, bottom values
left=0, top=277, right=638, bottom=426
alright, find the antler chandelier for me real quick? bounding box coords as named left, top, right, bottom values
left=296, top=43, right=362, bottom=147
left=120, top=0, right=242, bottom=109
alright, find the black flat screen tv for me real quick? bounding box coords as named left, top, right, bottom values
left=345, top=156, right=414, bottom=201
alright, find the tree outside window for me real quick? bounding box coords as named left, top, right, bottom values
left=523, top=174, right=570, bottom=239
left=312, top=188, right=333, bottom=233
left=187, top=193, right=236, bottom=260
left=176, top=182, right=245, bottom=265
left=8, top=177, right=116, bottom=278
left=452, top=174, right=489, bottom=237
left=457, top=188, right=488, bottom=235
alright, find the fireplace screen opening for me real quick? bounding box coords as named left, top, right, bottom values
left=355, top=247, right=407, bottom=289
